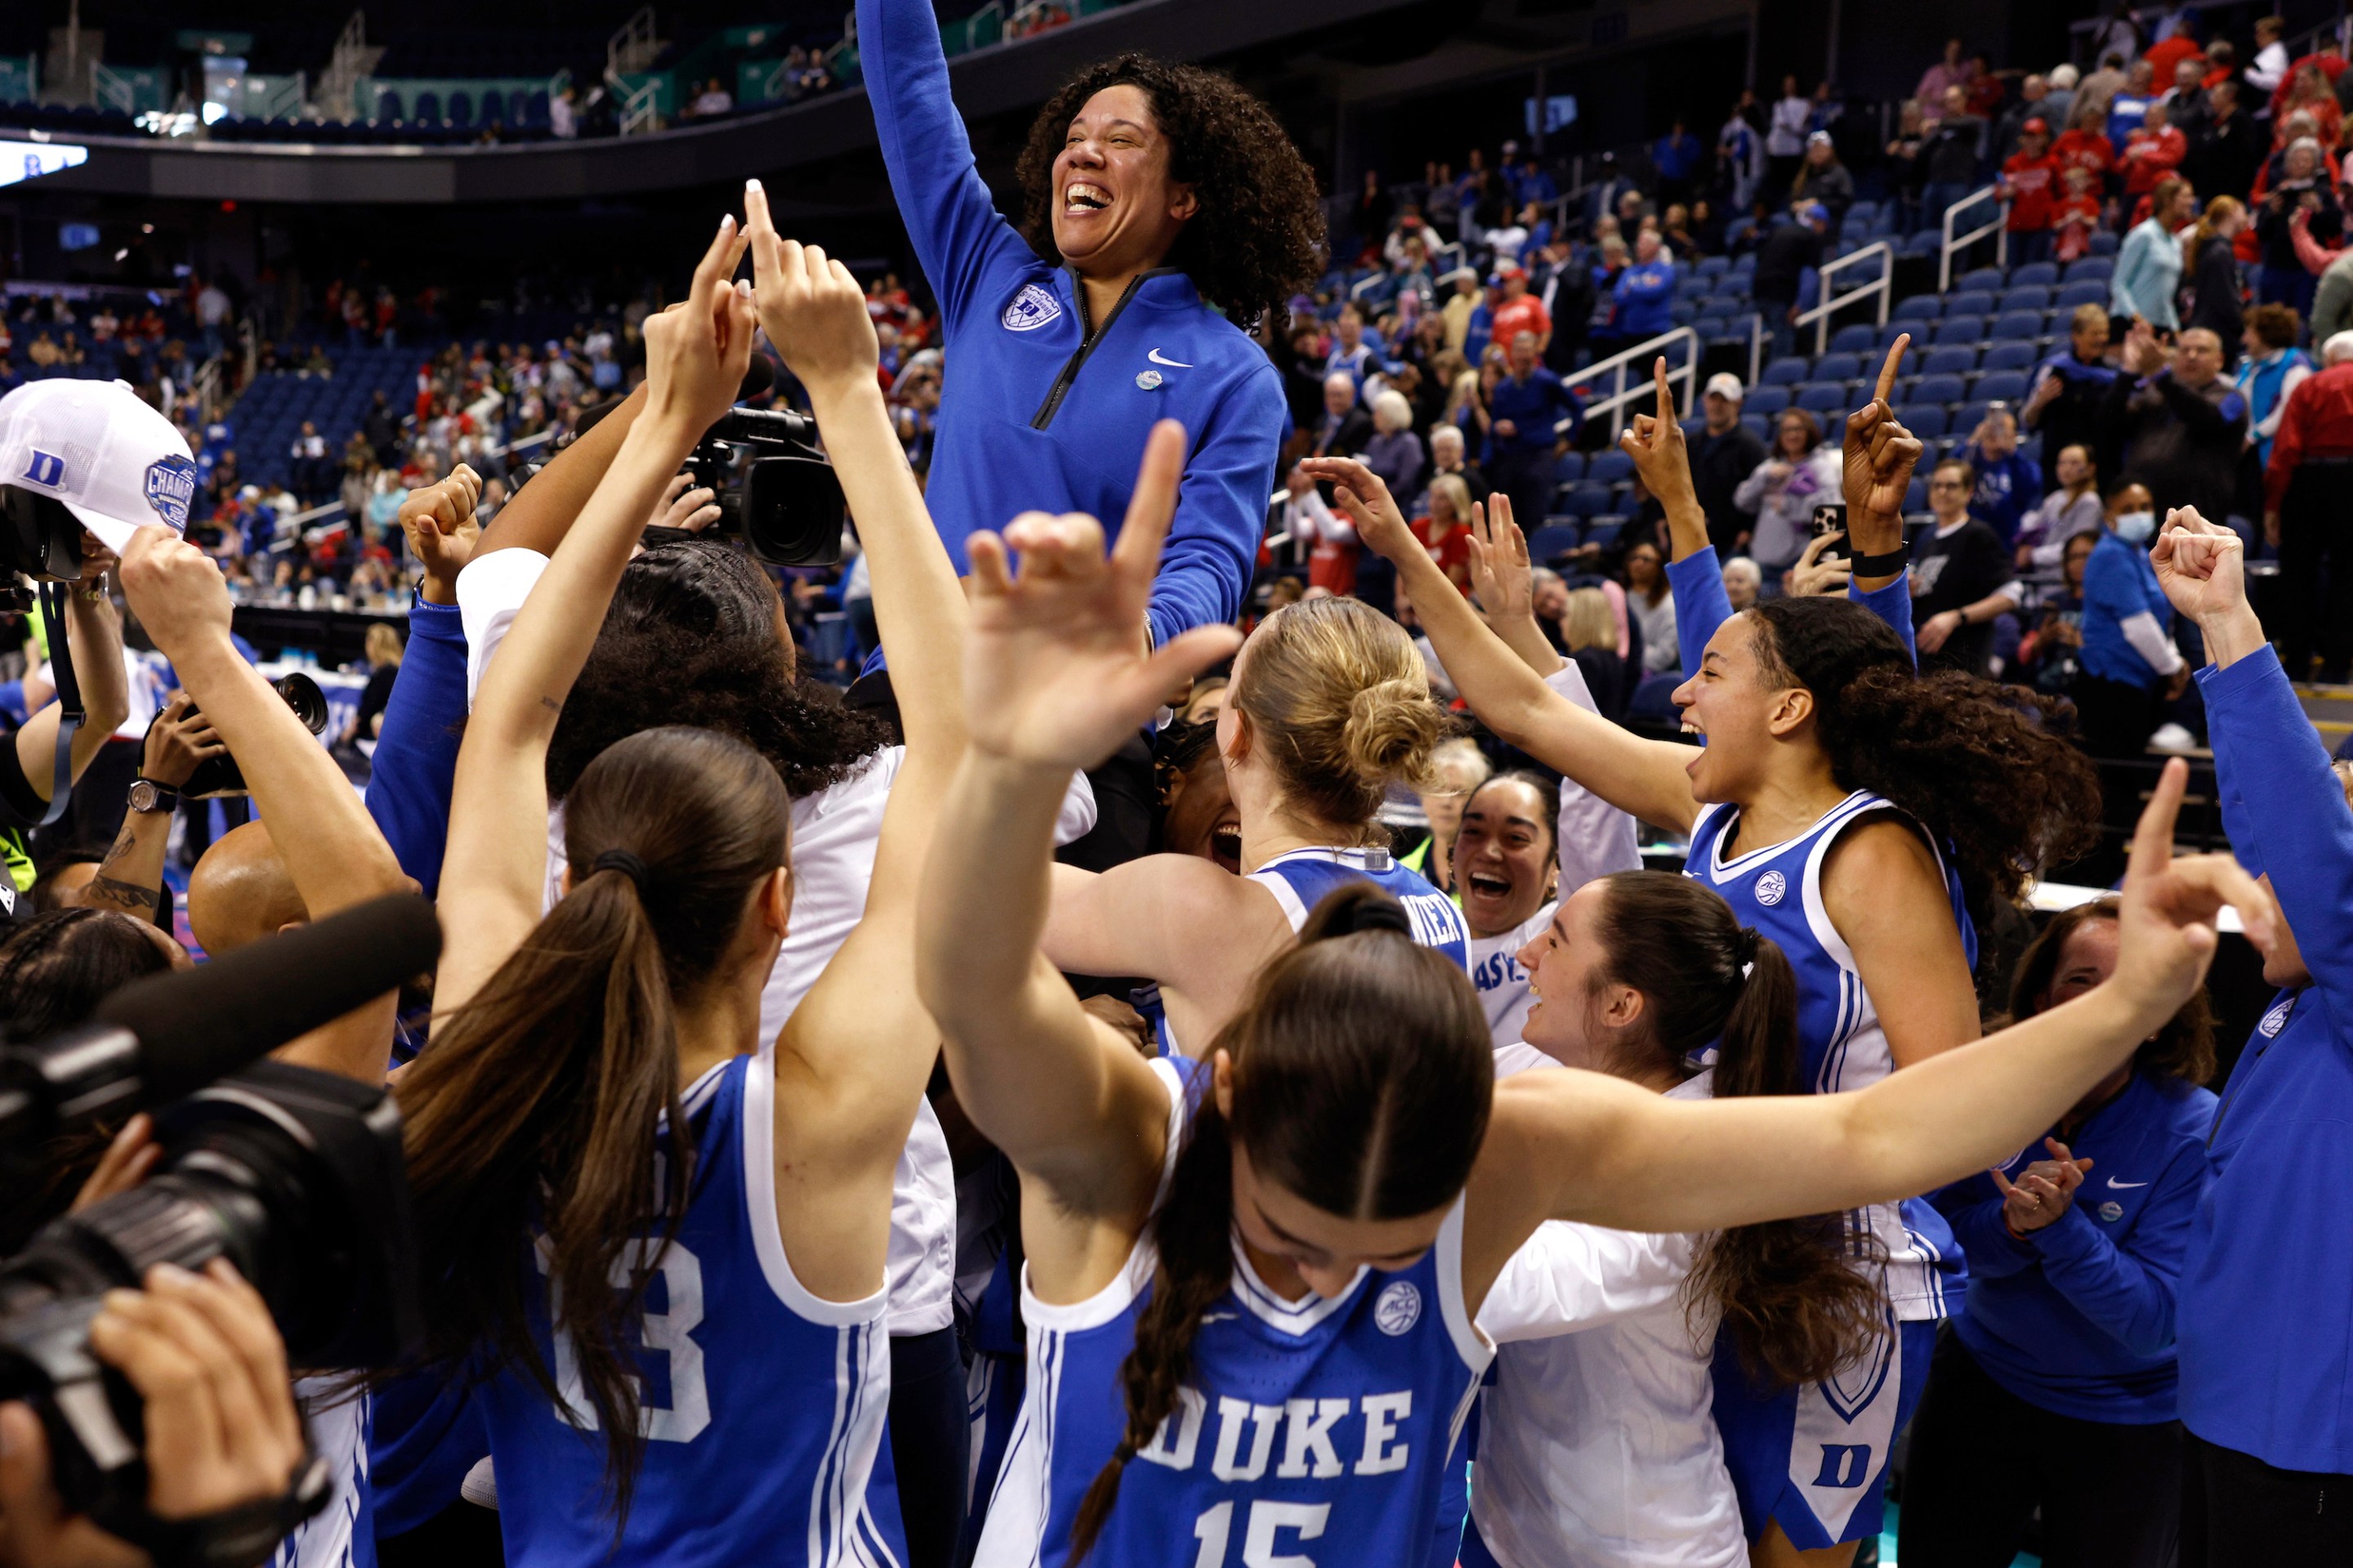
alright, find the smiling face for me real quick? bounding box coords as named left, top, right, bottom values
left=1515, top=881, right=1637, bottom=1067
left=1163, top=739, right=1242, bottom=873
left=1051, top=83, right=1198, bottom=279
left=1668, top=613, right=1800, bottom=806
left=1454, top=777, right=1558, bottom=938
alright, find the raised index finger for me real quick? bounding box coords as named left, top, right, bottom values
left=1652, top=356, right=1677, bottom=424
left=1873, top=333, right=1910, bottom=407
left=689, top=212, right=742, bottom=302
left=1111, top=420, right=1188, bottom=588
left=2125, top=755, right=2189, bottom=887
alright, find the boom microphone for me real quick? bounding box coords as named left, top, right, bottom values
left=0, top=894, right=441, bottom=1158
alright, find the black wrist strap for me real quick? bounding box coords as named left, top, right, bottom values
left=1851, top=548, right=1910, bottom=577
left=31, top=581, right=83, bottom=829
left=100, top=1450, right=333, bottom=1568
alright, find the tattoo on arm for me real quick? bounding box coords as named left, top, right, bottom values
left=84, top=873, right=159, bottom=913
left=540, top=695, right=562, bottom=713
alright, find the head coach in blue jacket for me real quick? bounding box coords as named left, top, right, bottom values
left=857, top=0, right=1321, bottom=647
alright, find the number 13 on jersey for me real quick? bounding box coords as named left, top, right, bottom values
left=538, top=1236, right=711, bottom=1442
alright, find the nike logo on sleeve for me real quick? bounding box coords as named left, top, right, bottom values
left=2106, top=1178, right=2150, bottom=1189
left=1147, top=348, right=1194, bottom=368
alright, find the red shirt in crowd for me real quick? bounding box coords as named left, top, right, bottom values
left=2052, top=129, right=2115, bottom=181
left=1490, top=293, right=1552, bottom=352
left=2053, top=194, right=2104, bottom=261
left=2266, top=361, right=2353, bottom=511
left=1412, top=516, right=1474, bottom=592
left=2145, top=34, right=2206, bottom=88
left=2001, top=153, right=2061, bottom=232
left=2121, top=123, right=2187, bottom=195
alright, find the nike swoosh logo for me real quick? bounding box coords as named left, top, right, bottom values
left=2105, top=1178, right=2149, bottom=1189
left=1147, top=349, right=1193, bottom=368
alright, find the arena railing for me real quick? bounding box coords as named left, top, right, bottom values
left=1561, top=324, right=1696, bottom=444
left=1801, top=239, right=1891, bottom=357
left=1940, top=185, right=2006, bottom=291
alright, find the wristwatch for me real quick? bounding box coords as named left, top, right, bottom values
left=127, top=777, right=181, bottom=815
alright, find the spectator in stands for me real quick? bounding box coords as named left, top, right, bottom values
left=2106, top=59, right=2159, bottom=150
left=2237, top=302, right=2313, bottom=477
left=2256, top=139, right=2340, bottom=313
left=1994, top=74, right=2055, bottom=162
left=1751, top=201, right=1828, bottom=360
left=2184, top=81, right=2261, bottom=216
left=1619, top=539, right=1679, bottom=673
left=1733, top=407, right=1837, bottom=586
left=1719, top=553, right=1761, bottom=610
left=686, top=78, right=734, bottom=118
left=2244, top=14, right=2290, bottom=99
left=2015, top=442, right=2105, bottom=594
left=1604, top=231, right=1676, bottom=354
left=1690, top=372, right=1765, bottom=553
left=1310, top=371, right=1373, bottom=458
left=2105, top=320, right=2248, bottom=525
left=1765, top=75, right=1812, bottom=194
left=1885, top=100, right=1930, bottom=234
left=2308, top=220, right=2353, bottom=343
left=2052, top=96, right=2117, bottom=190
left=2073, top=481, right=2186, bottom=756
left=1917, top=38, right=1972, bottom=107
left=1360, top=389, right=1427, bottom=504
left=2261, top=329, right=2353, bottom=681
left=1921, top=85, right=1989, bottom=234
left=1717, top=104, right=1763, bottom=213
left=1903, top=896, right=2217, bottom=1568
left=1529, top=236, right=1592, bottom=370
left=2113, top=175, right=2194, bottom=331
left=2026, top=304, right=2118, bottom=473
left=2078, top=52, right=2130, bottom=127
left=1487, top=264, right=1551, bottom=359
left=2186, top=196, right=2250, bottom=364
left=2016, top=529, right=2096, bottom=695
left=1413, top=473, right=1477, bottom=596
left=1962, top=406, right=2042, bottom=547
left=1788, top=131, right=1854, bottom=226
left=2121, top=99, right=2190, bottom=204
left=1485, top=331, right=1578, bottom=533
left=2162, top=56, right=2214, bottom=145
left=1427, top=422, right=1489, bottom=507
left=1654, top=118, right=1702, bottom=205
left=1324, top=303, right=1385, bottom=389
left=2275, top=65, right=2342, bottom=150
left=1910, top=457, right=2019, bottom=676
left=548, top=83, right=578, bottom=138
left=1280, top=461, right=1357, bottom=597
left=1999, top=118, right=2061, bottom=265
left=2052, top=167, right=2104, bottom=263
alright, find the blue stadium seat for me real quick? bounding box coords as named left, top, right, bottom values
left=1911, top=373, right=1967, bottom=404
left=1795, top=383, right=1846, bottom=413
left=2008, top=261, right=2060, bottom=288
left=1560, top=483, right=1614, bottom=519
left=1694, top=316, right=1730, bottom=339
left=1934, top=315, right=1986, bottom=344
left=1812, top=352, right=1864, bottom=382
left=1922, top=346, right=1979, bottom=376
left=1980, top=342, right=2039, bottom=371
left=1525, top=523, right=1583, bottom=561
left=448, top=91, right=472, bottom=127
left=2087, top=231, right=2119, bottom=257
left=1990, top=310, right=2046, bottom=341
left=1739, top=413, right=1770, bottom=440
left=1670, top=301, right=1698, bottom=326
left=1998, top=285, right=2052, bottom=313
left=1553, top=451, right=1587, bottom=483
left=1629, top=671, right=1682, bottom=723
left=414, top=91, right=440, bottom=122
left=1895, top=404, right=1950, bottom=437
left=1892, top=296, right=1943, bottom=322
left=1947, top=291, right=1996, bottom=318
left=1583, top=519, right=1625, bottom=552
left=2055, top=280, right=2109, bottom=310
left=1761, top=358, right=1811, bottom=386
left=1955, top=401, right=1994, bottom=434
left=1904, top=477, right=1928, bottom=513
left=2064, top=257, right=2114, bottom=284
left=1829, top=323, right=1877, bottom=354
left=1957, top=268, right=2006, bottom=293
left=1696, top=255, right=1730, bottom=277
left=1699, top=295, right=1745, bottom=318
left=1587, top=449, right=1636, bottom=485
left=374, top=87, right=404, bottom=119
left=1974, top=370, right=2030, bottom=402
left=1744, top=385, right=1792, bottom=414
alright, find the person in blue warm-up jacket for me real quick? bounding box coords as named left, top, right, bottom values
left=855, top=0, right=1319, bottom=647
left=2145, top=507, right=2353, bottom=1565
left=1903, top=895, right=2219, bottom=1568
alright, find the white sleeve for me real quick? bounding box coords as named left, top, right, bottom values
left=2119, top=610, right=2186, bottom=676
left=1053, top=769, right=1098, bottom=847
left=1542, top=661, right=1642, bottom=894
left=1308, top=491, right=1352, bottom=543
left=1477, top=1219, right=1698, bottom=1343
left=457, top=547, right=553, bottom=708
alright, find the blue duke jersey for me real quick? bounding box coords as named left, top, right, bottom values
left=1682, top=791, right=1972, bottom=1546
left=478, top=1055, right=900, bottom=1568
left=1248, top=847, right=1469, bottom=969
left=978, top=1061, right=1494, bottom=1566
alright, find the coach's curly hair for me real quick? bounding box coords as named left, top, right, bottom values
left=1015, top=54, right=1324, bottom=332
left=1745, top=598, right=2102, bottom=925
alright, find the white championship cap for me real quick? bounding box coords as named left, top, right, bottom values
left=0, top=380, right=196, bottom=552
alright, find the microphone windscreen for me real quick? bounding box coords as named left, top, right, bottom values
left=97, top=896, right=443, bottom=1102
left=739, top=354, right=776, bottom=401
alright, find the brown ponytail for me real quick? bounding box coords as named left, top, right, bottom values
left=395, top=726, right=789, bottom=1523
left=1583, top=872, right=1890, bottom=1390
left=1067, top=885, right=1492, bottom=1560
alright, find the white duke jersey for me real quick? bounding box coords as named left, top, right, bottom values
left=479, top=1055, right=898, bottom=1568
left=1681, top=790, right=1972, bottom=1320
left=1468, top=905, right=1556, bottom=1051
left=1247, top=846, right=1469, bottom=969
left=976, top=1061, right=1494, bottom=1567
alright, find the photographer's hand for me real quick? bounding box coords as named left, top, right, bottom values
left=646, top=473, right=720, bottom=535
left=397, top=467, right=482, bottom=605
left=11, top=532, right=132, bottom=811
left=74, top=695, right=220, bottom=924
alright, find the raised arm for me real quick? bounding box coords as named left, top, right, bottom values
left=118, top=529, right=413, bottom=1081
left=917, top=427, right=1240, bottom=1242
left=12, top=548, right=132, bottom=808
left=73, top=693, right=219, bottom=924
left=1619, top=357, right=1736, bottom=672
left=1300, top=453, right=1700, bottom=833
left=1147, top=370, right=1288, bottom=646
left=471, top=386, right=646, bottom=559
left=436, top=218, right=756, bottom=1017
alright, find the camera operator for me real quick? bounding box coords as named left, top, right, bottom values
left=117, top=528, right=413, bottom=1086
left=0, top=1261, right=306, bottom=1568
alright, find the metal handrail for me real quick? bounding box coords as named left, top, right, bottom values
left=1560, top=325, right=1699, bottom=444
left=1799, top=239, right=1892, bottom=356
left=1939, top=185, right=2007, bottom=292
left=606, top=66, right=659, bottom=136
left=90, top=63, right=136, bottom=116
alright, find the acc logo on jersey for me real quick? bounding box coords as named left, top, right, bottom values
left=143, top=455, right=196, bottom=534
left=1002, top=283, right=1062, bottom=333
left=2259, top=998, right=2293, bottom=1038
left=1373, top=1281, right=1421, bottom=1336
left=2097, top=1201, right=2123, bottom=1222
left=1135, top=369, right=1163, bottom=391
left=1754, top=869, right=1788, bottom=906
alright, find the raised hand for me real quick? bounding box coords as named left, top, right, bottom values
left=1842, top=337, right=1922, bottom=556
left=1991, top=1137, right=2092, bottom=1233
left=1616, top=358, right=1699, bottom=508
left=642, top=213, right=757, bottom=437
left=1297, top=454, right=1418, bottom=563
left=743, top=179, right=879, bottom=402
left=119, top=525, right=234, bottom=659
left=2110, top=757, right=2276, bottom=1017
left=141, top=691, right=224, bottom=790
left=1787, top=528, right=1854, bottom=598
left=399, top=462, right=482, bottom=601
left=1465, top=494, right=1534, bottom=624
left=2150, top=507, right=2248, bottom=622
left=965, top=422, right=1243, bottom=770
left=648, top=471, right=721, bottom=534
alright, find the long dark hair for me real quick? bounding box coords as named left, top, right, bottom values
left=1746, top=597, right=2101, bottom=923
left=547, top=539, right=889, bottom=802
left=1067, top=885, right=1493, bottom=1560
left=1014, top=54, right=1324, bottom=333
left=1584, top=872, right=1889, bottom=1390
left=395, top=726, right=790, bottom=1521
left=2007, top=896, right=2217, bottom=1084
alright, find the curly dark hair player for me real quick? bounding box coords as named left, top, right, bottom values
left=855, top=0, right=1315, bottom=652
